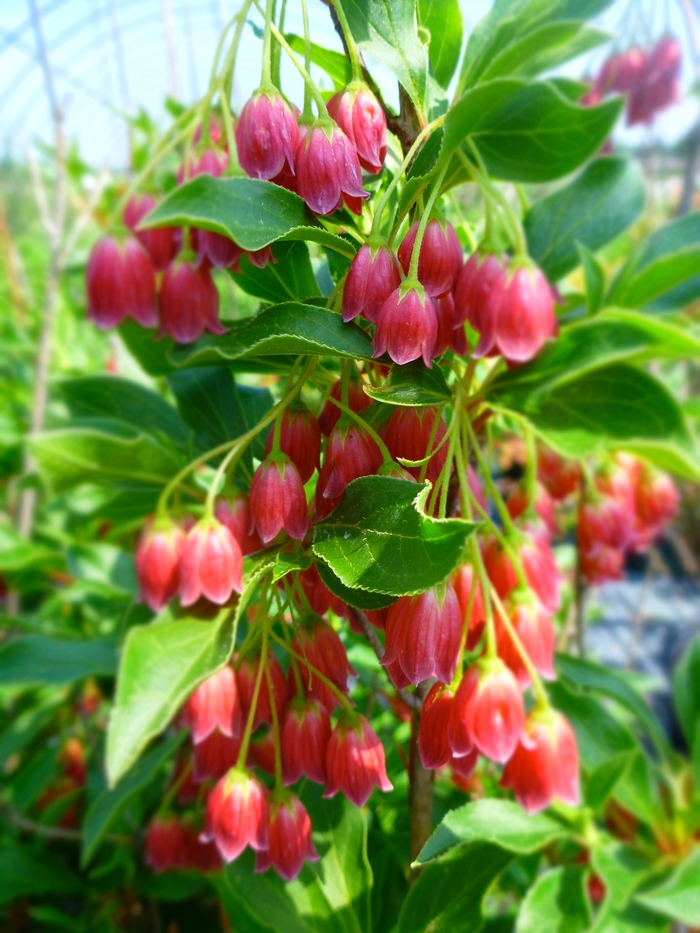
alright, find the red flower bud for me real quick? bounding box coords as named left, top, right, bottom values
left=474, top=265, right=557, bottom=365
left=264, top=405, right=321, bottom=484
left=580, top=543, right=625, bottom=584
left=196, top=230, right=244, bottom=270
left=295, top=123, right=368, bottom=215
left=633, top=467, right=678, bottom=544
left=193, top=729, right=241, bottom=782
left=237, top=654, right=290, bottom=731
left=501, top=710, right=580, bottom=813
left=382, top=583, right=462, bottom=687
left=398, top=219, right=462, bottom=298
left=453, top=252, right=506, bottom=330
left=324, top=713, right=393, bottom=806
left=86, top=237, right=158, bottom=329
left=159, top=261, right=225, bottom=344
left=484, top=531, right=561, bottom=615
left=496, top=602, right=555, bottom=689
left=318, top=377, right=372, bottom=436
left=292, top=618, right=355, bottom=712
left=202, top=768, right=268, bottom=862
left=452, top=563, right=486, bottom=651
left=178, top=146, right=229, bottom=184
left=146, top=816, right=188, bottom=873
left=135, top=519, right=186, bottom=612
left=215, top=494, right=263, bottom=555
left=298, top=564, right=348, bottom=618
left=179, top=518, right=243, bottom=606
left=449, top=659, right=525, bottom=764
left=317, top=421, right=383, bottom=503
left=578, top=494, right=634, bottom=553
left=123, top=194, right=179, bottom=272
left=182, top=666, right=242, bottom=745
left=537, top=446, right=580, bottom=501
left=256, top=791, right=319, bottom=881
left=327, top=83, right=387, bottom=174
left=419, top=682, right=454, bottom=770
left=507, top=482, right=557, bottom=538
left=382, top=406, right=447, bottom=484
left=281, top=697, right=331, bottom=785
left=373, top=285, right=438, bottom=368
left=236, top=90, right=300, bottom=180
left=183, top=827, right=223, bottom=873
left=248, top=728, right=277, bottom=776
left=341, top=243, right=402, bottom=324
left=249, top=456, right=309, bottom=544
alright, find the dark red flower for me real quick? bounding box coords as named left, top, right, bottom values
left=236, top=90, right=300, bottom=180
left=397, top=219, right=462, bottom=298
left=146, top=816, right=188, bottom=873
left=193, top=729, right=241, bottom=782
left=237, top=654, right=290, bottom=731
left=419, top=682, right=454, bottom=770
left=324, top=713, right=393, bottom=806
left=123, top=194, right=179, bottom=272
left=256, top=791, right=319, bottom=880
left=159, top=261, right=226, bottom=344
left=281, top=697, right=331, bottom=785
left=86, top=237, right=158, bottom=329
left=382, top=406, right=447, bottom=484
left=327, top=83, right=387, bottom=174
left=373, top=285, right=438, bottom=368
left=249, top=456, right=309, bottom=544
left=453, top=252, right=506, bottom=329
left=341, top=243, right=401, bottom=324
left=298, top=564, right=348, bottom=618
left=318, top=376, right=372, bottom=436
left=215, top=494, right=263, bottom=555
left=316, top=421, right=382, bottom=504
left=496, top=601, right=556, bottom=688
left=264, top=405, right=321, bottom=484
left=292, top=618, right=355, bottom=712
left=295, top=123, right=368, bottom=215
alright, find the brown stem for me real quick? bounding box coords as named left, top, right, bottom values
left=409, top=680, right=434, bottom=871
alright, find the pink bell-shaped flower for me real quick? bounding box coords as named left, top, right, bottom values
left=256, top=791, right=319, bottom=880
left=135, top=518, right=186, bottom=612
left=182, top=666, right=242, bottom=745
left=86, top=237, right=158, bottom=329
left=281, top=696, right=332, bottom=785
left=324, top=713, right=393, bottom=807
left=496, top=601, right=556, bottom=689
left=295, top=122, right=368, bottom=215
left=397, top=219, right=462, bottom=298
left=201, top=767, right=269, bottom=862
left=291, top=618, right=355, bottom=712
left=249, top=455, right=309, bottom=544
left=159, top=261, right=226, bottom=344
left=373, top=284, right=438, bottom=368
left=327, top=83, right=387, bottom=174
left=382, top=405, right=447, bottom=483
left=236, top=90, right=300, bottom=180
left=179, top=517, right=243, bottom=606
left=264, top=404, right=321, bottom=484
left=341, top=243, right=401, bottom=324
left=419, top=682, right=454, bottom=770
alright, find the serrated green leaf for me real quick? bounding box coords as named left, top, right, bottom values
left=416, top=799, right=571, bottom=865
left=525, top=157, right=645, bottom=281
left=313, top=477, right=476, bottom=596
left=364, top=360, right=451, bottom=407
left=316, top=559, right=397, bottom=611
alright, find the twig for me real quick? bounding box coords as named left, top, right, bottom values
left=349, top=607, right=421, bottom=712
left=3, top=807, right=132, bottom=846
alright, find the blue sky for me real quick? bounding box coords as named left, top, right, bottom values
left=0, top=0, right=697, bottom=168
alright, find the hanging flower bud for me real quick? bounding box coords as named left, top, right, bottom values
left=449, top=659, right=525, bottom=763
left=419, top=682, right=454, bottom=770
left=183, top=828, right=223, bottom=873
left=195, top=231, right=244, bottom=271
left=295, top=123, right=369, bottom=215
left=292, top=618, right=355, bottom=712
left=193, top=729, right=241, bottom=782
left=450, top=746, right=480, bottom=784
left=496, top=601, right=556, bottom=688
left=633, top=467, right=679, bottom=546
left=341, top=243, right=402, bottom=324
left=182, top=666, right=242, bottom=745
left=433, top=291, right=461, bottom=357
left=215, top=494, right=262, bottom=555
left=281, top=697, right=332, bottom=785
left=146, top=816, right=188, bottom=873
left=249, top=456, right=309, bottom=544
left=123, top=194, right=179, bottom=272
left=382, top=583, right=462, bottom=687
left=201, top=768, right=269, bottom=862
left=257, top=792, right=319, bottom=881
left=373, top=284, right=438, bottom=368
left=236, top=90, right=300, bottom=180
left=483, top=531, right=561, bottom=615
left=86, top=237, right=158, bottom=329
left=327, top=83, right=387, bottom=173
left=382, top=406, right=447, bottom=484
left=537, top=446, right=580, bottom=501
left=135, top=519, right=186, bottom=612
left=319, top=376, right=372, bottom=436
left=298, top=564, right=348, bottom=618
left=453, top=252, right=506, bottom=329
left=474, top=264, right=557, bottom=365
left=159, top=261, right=225, bottom=344
left=246, top=727, right=275, bottom=776
left=264, top=405, right=321, bottom=484
left=501, top=710, right=580, bottom=813
left=578, top=493, right=635, bottom=553
left=178, top=146, right=229, bottom=184
left=580, top=544, right=625, bottom=585
left=324, top=713, right=393, bottom=807
left=507, top=482, right=558, bottom=538
left=317, top=421, right=383, bottom=503
left=397, top=219, right=462, bottom=298
left=452, top=563, right=486, bottom=651
left=237, top=654, right=290, bottom=731
left=179, top=517, right=243, bottom=606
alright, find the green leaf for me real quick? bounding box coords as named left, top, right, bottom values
left=398, top=842, right=513, bottom=933
left=57, top=375, right=191, bottom=449
left=144, top=175, right=356, bottom=257
left=493, top=363, right=700, bottom=482
left=106, top=554, right=274, bottom=785
left=607, top=213, right=700, bottom=310
left=671, top=635, right=700, bottom=749
left=515, top=866, right=591, bottom=933
left=444, top=79, right=621, bottom=184
left=335, top=0, right=430, bottom=115
left=592, top=844, right=657, bottom=912
left=234, top=241, right=321, bottom=304
left=313, top=477, right=476, bottom=596
left=316, top=559, right=398, bottom=611
left=81, top=731, right=185, bottom=867
left=218, top=784, right=372, bottom=933
left=364, top=360, right=451, bottom=407
left=286, top=34, right=352, bottom=90
left=29, top=420, right=182, bottom=493
left=0, top=847, right=83, bottom=904
left=418, top=0, right=463, bottom=88
left=169, top=303, right=375, bottom=368
left=525, top=157, right=645, bottom=281
left=0, top=635, right=118, bottom=685
left=578, top=243, right=606, bottom=315
left=415, top=799, right=571, bottom=865
left=635, top=851, right=700, bottom=926
left=586, top=751, right=633, bottom=810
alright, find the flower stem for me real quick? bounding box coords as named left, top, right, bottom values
left=269, top=630, right=355, bottom=716
left=490, top=586, right=550, bottom=710
left=236, top=600, right=270, bottom=768
left=331, top=0, right=364, bottom=82
left=406, top=165, right=448, bottom=284
left=265, top=660, right=284, bottom=788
